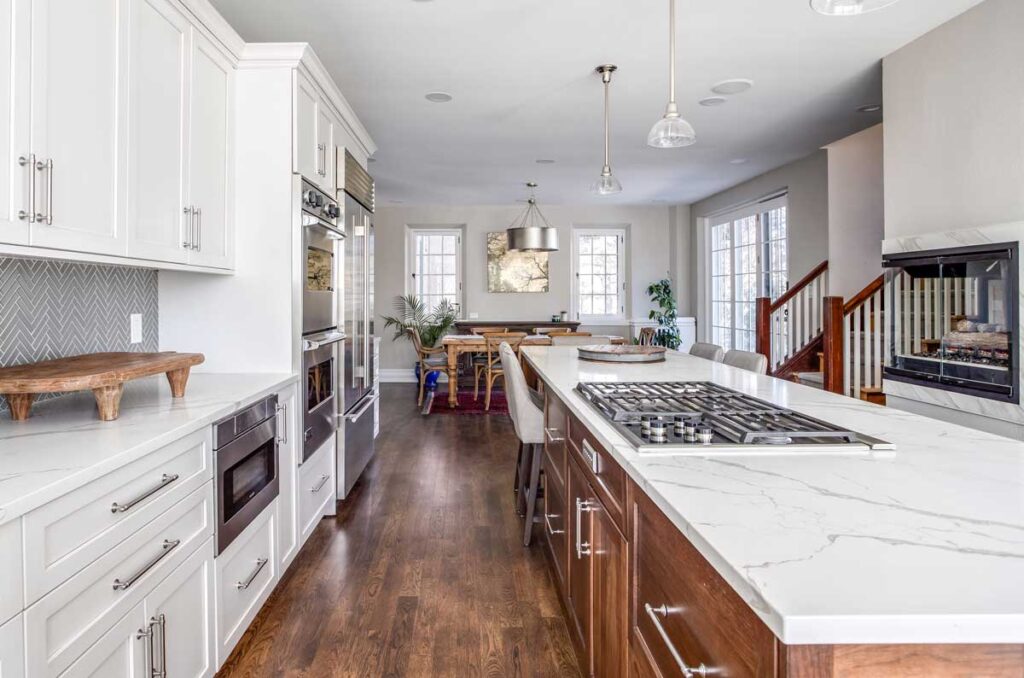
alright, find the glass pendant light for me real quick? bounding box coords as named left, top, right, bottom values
left=647, top=0, right=696, bottom=149
left=810, top=0, right=902, bottom=15
left=592, top=65, right=622, bottom=196
left=506, top=182, right=559, bottom=252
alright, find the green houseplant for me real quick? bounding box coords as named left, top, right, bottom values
left=645, top=278, right=681, bottom=350
left=382, top=295, right=458, bottom=388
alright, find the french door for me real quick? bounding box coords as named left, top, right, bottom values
left=407, top=229, right=463, bottom=314
left=709, top=198, right=788, bottom=351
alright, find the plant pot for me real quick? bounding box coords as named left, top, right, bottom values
left=415, top=364, right=442, bottom=392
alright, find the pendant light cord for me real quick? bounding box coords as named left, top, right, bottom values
left=604, top=77, right=611, bottom=169
left=668, top=0, right=676, bottom=105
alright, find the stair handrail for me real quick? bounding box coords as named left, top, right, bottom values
left=768, top=260, right=829, bottom=313
left=756, top=260, right=829, bottom=374
left=843, top=275, right=884, bottom=316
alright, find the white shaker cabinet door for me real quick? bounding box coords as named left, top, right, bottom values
left=185, top=30, right=232, bottom=270
left=29, top=0, right=125, bottom=255
left=276, top=384, right=300, bottom=572
left=143, top=538, right=215, bottom=678
left=294, top=73, right=318, bottom=182
left=124, top=0, right=189, bottom=264
left=0, top=0, right=30, bottom=246
left=0, top=613, right=25, bottom=678
left=59, top=603, right=147, bottom=678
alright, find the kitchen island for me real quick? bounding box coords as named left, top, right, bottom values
left=522, top=346, right=1024, bottom=677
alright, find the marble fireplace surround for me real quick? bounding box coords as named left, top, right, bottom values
left=882, top=221, right=1024, bottom=429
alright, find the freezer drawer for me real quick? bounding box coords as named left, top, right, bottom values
left=341, top=391, right=377, bottom=497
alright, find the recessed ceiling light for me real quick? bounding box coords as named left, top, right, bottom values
left=425, top=91, right=453, bottom=103
left=729, top=158, right=749, bottom=165
left=711, top=79, right=753, bottom=95
left=856, top=104, right=882, bottom=113
left=810, top=0, right=902, bottom=16
left=536, top=159, right=556, bottom=164
left=699, top=96, right=727, bottom=107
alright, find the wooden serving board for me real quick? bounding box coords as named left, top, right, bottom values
left=0, top=352, right=205, bottom=421
left=576, top=344, right=667, bottom=363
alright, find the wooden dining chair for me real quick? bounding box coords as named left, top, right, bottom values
left=470, top=326, right=506, bottom=335
left=536, top=327, right=572, bottom=335
left=407, top=328, right=448, bottom=407
left=474, top=332, right=527, bottom=410
left=637, top=327, right=657, bottom=345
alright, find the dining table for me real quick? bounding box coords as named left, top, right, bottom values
left=439, top=334, right=625, bottom=408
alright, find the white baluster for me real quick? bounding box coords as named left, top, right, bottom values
left=852, top=305, right=862, bottom=398
left=893, top=273, right=902, bottom=362
left=843, top=313, right=852, bottom=397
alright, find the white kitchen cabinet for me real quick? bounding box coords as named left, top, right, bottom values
left=28, top=0, right=125, bottom=255
left=0, top=521, right=24, bottom=628
left=59, top=602, right=146, bottom=678
left=317, top=106, right=334, bottom=190
left=144, top=537, right=215, bottom=678
left=298, top=437, right=334, bottom=545
left=125, top=0, right=189, bottom=264
left=275, top=384, right=300, bottom=571
left=0, top=0, right=30, bottom=247
left=185, top=29, right=233, bottom=269
left=0, top=613, right=24, bottom=678
left=294, top=72, right=320, bottom=185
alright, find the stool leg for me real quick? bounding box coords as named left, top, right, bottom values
left=513, top=441, right=525, bottom=514
left=522, top=443, right=543, bottom=547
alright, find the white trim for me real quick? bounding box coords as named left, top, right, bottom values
left=379, top=368, right=450, bottom=384
left=570, top=226, right=629, bottom=324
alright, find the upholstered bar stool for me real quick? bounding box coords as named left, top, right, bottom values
left=723, top=349, right=769, bottom=375
left=499, top=342, right=545, bottom=546
left=689, top=342, right=725, bottom=362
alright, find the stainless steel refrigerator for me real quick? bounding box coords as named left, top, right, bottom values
left=339, top=152, right=376, bottom=498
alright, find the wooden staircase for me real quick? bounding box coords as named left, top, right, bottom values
left=756, top=260, right=828, bottom=380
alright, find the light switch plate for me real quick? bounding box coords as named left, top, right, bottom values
left=130, top=314, right=143, bottom=344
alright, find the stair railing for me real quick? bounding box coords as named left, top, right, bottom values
left=822, top=275, right=887, bottom=397
left=756, top=260, right=829, bottom=374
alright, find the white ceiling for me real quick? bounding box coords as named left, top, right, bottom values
left=210, top=0, right=985, bottom=206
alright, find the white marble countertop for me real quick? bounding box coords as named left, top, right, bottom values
left=523, top=346, right=1024, bottom=645
left=0, top=372, right=297, bottom=527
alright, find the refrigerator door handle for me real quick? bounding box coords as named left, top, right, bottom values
left=343, top=393, right=377, bottom=422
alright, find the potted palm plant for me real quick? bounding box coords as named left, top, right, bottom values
left=382, top=295, right=459, bottom=388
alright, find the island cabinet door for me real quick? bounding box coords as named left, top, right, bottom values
left=543, top=391, right=568, bottom=498
left=632, top=491, right=777, bottom=678
left=591, top=495, right=628, bottom=678
left=566, top=457, right=593, bottom=671
left=541, top=457, right=569, bottom=591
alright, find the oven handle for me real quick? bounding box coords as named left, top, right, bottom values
left=343, top=393, right=377, bottom=423
left=303, top=331, right=346, bottom=352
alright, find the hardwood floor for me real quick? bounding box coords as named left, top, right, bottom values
left=218, top=383, right=583, bottom=678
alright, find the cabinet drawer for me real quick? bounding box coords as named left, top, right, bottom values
left=298, top=439, right=334, bottom=543
left=0, top=521, right=23, bottom=626
left=215, top=500, right=277, bottom=667
left=568, top=416, right=626, bottom=533
left=541, top=467, right=568, bottom=592
left=543, top=393, right=568, bottom=497
left=24, top=428, right=212, bottom=604
left=26, top=483, right=214, bottom=678
left=632, top=491, right=776, bottom=678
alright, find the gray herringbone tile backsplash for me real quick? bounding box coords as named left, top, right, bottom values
left=0, top=257, right=159, bottom=412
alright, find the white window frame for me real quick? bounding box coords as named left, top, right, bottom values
left=571, top=227, right=628, bottom=323
left=405, top=227, right=464, bottom=315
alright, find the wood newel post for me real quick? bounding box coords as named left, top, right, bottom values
left=755, top=297, right=771, bottom=362
left=822, top=296, right=845, bottom=394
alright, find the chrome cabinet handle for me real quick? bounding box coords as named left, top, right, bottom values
left=544, top=427, right=565, bottom=443
left=574, top=497, right=592, bottom=558
left=151, top=614, right=167, bottom=678
left=236, top=557, right=268, bottom=590
left=644, top=603, right=710, bottom=678
left=137, top=620, right=155, bottom=678
left=544, top=512, right=564, bottom=536
left=113, top=539, right=180, bottom=591
left=191, top=206, right=199, bottom=250
left=581, top=439, right=600, bottom=474
left=276, top=402, right=288, bottom=444
left=182, top=206, right=192, bottom=248
left=17, top=155, right=35, bottom=222
left=34, top=158, right=52, bottom=224
left=311, top=473, right=330, bottom=493
left=111, top=473, right=179, bottom=513
left=197, top=207, right=202, bottom=251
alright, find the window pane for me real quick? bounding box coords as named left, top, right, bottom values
left=579, top=256, right=592, bottom=275
left=592, top=256, right=605, bottom=275
left=593, top=237, right=606, bottom=255
left=442, top=235, right=456, bottom=255
left=443, top=276, right=456, bottom=295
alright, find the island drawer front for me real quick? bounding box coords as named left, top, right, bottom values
left=543, top=392, right=569, bottom=497
left=24, top=428, right=212, bottom=605
left=0, top=521, right=24, bottom=626
left=541, top=466, right=569, bottom=591
left=568, top=416, right=626, bottom=534
left=298, top=439, right=334, bottom=543
left=25, top=483, right=214, bottom=678
left=633, top=491, right=776, bottom=678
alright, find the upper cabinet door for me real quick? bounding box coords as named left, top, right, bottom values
left=186, top=29, right=233, bottom=270
left=125, top=0, right=189, bottom=264
left=0, top=0, right=30, bottom=246
left=316, top=106, right=334, bottom=190
left=294, top=73, right=318, bottom=183
left=29, top=0, right=125, bottom=255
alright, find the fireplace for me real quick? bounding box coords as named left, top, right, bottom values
left=883, top=243, right=1019, bottom=404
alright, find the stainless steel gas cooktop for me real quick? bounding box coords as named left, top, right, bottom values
left=575, top=381, right=892, bottom=453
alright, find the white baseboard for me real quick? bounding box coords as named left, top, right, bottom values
left=379, top=368, right=450, bottom=384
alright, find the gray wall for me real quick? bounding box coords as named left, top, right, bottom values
left=0, top=257, right=159, bottom=411
left=883, top=0, right=1024, bottom=238
left=374, top=204, right=676, bottom=370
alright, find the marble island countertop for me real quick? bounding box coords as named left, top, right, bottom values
left=0, top=372, right=297, bottom=527
left=522, top=346, right=1024, bottom=645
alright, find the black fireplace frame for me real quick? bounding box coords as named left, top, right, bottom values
left=882, top=242, right=1019, bottom=405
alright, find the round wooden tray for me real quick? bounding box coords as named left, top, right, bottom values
left=576, top=345, right=667, bottom=363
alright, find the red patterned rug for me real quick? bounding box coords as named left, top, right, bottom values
left=426, top=390, right=509, bottom=415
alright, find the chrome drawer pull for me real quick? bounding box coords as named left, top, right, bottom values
left=36, top=158, right=52, bottom=224
left=236, top=557, right=269, bottom=590
left=544, top=427, right=565, bottom=443
left=644, top=603, right=710, bottom=677
left=581, top=439, right=600, bottom=474
left=152, top=613, right=167, bottom=678
left=18, top=155, right=35, bottom=222
left=544, top=512, right=564, bottom=535
left=113, top=539, right=181, bottom=591
left=111, top=473, right=180, bottom=513
left=276, top=402, right=288, bottom=444
left=575, top=497, right=593, bottom=558
left=311, top=474, right=330, bottom=493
